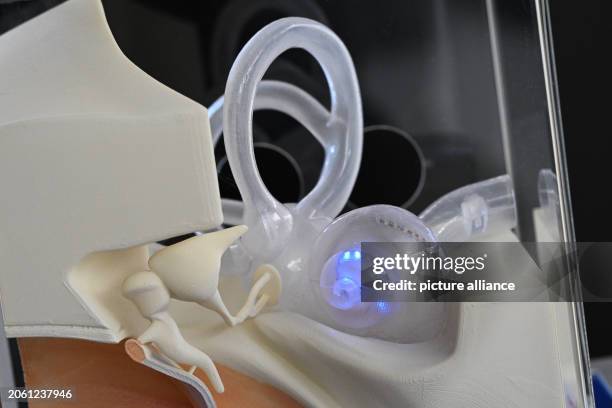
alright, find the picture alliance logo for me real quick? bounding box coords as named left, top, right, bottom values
left=371, top=252, right=488, bottom=275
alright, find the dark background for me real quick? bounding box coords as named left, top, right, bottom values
left=549, top=1, right=612, bottom=358
left=1, top=0, right=610, bottom=360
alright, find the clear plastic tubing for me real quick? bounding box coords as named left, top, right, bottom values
left=209, top=80, right=332, bottom=225
left=210, top=80, right=331, bottom=147
left=222, top=17, right=363, bottom=260
left=419, top=174, right=517, bottom=241
left=211, top=83, right=518, bottom=244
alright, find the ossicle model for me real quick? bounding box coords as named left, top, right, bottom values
left=123, top=271, right=225, bottom=393
left=122, top=226, right=281, bottom=393
left=148, top=225, right=281, bottom=326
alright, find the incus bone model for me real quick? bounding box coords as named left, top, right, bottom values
left=148, top=225, right=281, bottom=327
left=122, top=226, right=281, bottom=393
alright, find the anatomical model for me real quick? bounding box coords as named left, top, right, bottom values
left=147, top=226, right=280, bottom=327
left=0, top=0, right=584, bottom=407
left=122, top=226, right=281, bottom=394
left=123, top=271, right=225, bottom=393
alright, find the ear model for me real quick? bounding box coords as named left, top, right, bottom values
left=148, top=225, right=281, bottom=326
left=122, top=271, right=225, bottom=393
left=122, top=227, right=281, bottom=393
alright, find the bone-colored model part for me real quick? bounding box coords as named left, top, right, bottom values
left=122, top=271, right=225, bottom=394
left=225, top=263, right=283, bottom=324
left=0, top=0, right=222, bottom=341
left=124, top=338, right=217, bottom=407
left=149, top=226, right=281, bottom=327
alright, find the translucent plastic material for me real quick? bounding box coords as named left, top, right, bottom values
left=419, top=175, right=517, bottom=241
left=213, top=85, right=448, bottom=340
left=215, top=17, right=520, bottom=340
left=210, top=80, right=331, bottom=148
left=223, top=17, right=363, bottom=260
left=209, top=80, right=332, bottom=225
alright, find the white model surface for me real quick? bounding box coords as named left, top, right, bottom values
left=123, top=271, right=225, bottom=394
left=149, top=226, right=280, bottom=327
left=117, top=230, right=571, bottom=408
left=0, top=0, right=221, bottom=340
left=122, top=228, right=281, bottom=396
left=125, top=338, right=217, bottom=408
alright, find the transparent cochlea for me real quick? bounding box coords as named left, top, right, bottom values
left=122, top=271, right=225, bottom=393
left=307, top=179, right=519, bottom=337
left=307, top=205, right=441, bottom=340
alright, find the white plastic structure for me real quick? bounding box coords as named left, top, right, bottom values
left=122, top=271, right=225, bottom=393
left=0, top=0, right=222, bottom=341
left=148, top=226, right=281, bottom=327
left=212, top=79, right=518, bottom=247
left=304, top=181, right=516, bottom=337
left=122, top=227, right=281, bottom=395
left=124, top=338, right=217, bottom=408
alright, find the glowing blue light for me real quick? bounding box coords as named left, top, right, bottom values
left=339, top=249, right=362, bottom=263
left=329, top=247, right=364, bottom=310
left=326, top=247, right=394, bottom=318
left=376, top=301, right=391, bottom=314
left=330, top=277, right=360, bottom=310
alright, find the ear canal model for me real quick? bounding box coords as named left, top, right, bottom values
left=149, top=226, right=281, bottom=327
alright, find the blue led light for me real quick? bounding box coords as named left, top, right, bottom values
left=327, top=247, right=363, bottom=310
left=376, top=301, right=391, bottom=314
left=330, top=276, right=360, bottom=310
left=326, top=247, right=394, bottom=317
left=339, top=249, right=361, bottom=263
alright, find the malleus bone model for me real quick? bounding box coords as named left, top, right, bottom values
left=0, top=1, right=578, bottom=407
